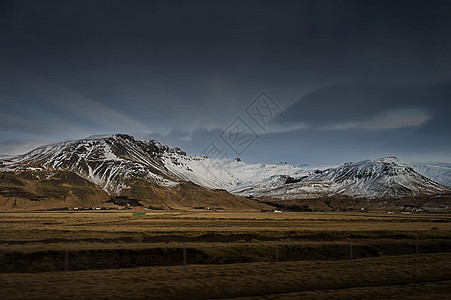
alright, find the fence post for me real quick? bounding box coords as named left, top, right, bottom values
left=64, top=250, right=69, bottom=272
left=349, top=241, right=353, bottom=261
left=416, top=238, right=419, bottom=255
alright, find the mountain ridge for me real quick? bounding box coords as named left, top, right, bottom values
left=1, top=134, right=450, bottom=211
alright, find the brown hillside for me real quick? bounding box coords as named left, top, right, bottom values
left=0, top=171, right=109, bottom=211
left=0, top=171, right=272, bottom=211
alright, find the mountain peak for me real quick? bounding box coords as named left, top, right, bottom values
left=86, top=134, right=116, bottom=140
left=376, top=156, right=410, bottom=166
left=85, top=133, right=136, bottom=141
left=1, top=134, right=189, bottom=195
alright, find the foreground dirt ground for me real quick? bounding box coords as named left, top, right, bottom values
left=1, top=253, right=450, bottom=299
left=1, top=211, right=450, bottom=298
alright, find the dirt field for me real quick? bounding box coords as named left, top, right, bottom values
left=1, top=254, right=450, bottom=299
left=1, top=211, right=450, bottom=299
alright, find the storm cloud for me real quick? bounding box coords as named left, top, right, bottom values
left=0, top=0, right=450, bottom=163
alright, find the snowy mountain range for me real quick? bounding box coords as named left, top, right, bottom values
left=232, top=157, right=449, bottom=200
left=413, top=163, right=451, bottom=188
left=1, top=134, right=450, bottom=210
left=0, top=134, right=316, bottom=196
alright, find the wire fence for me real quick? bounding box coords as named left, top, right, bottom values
left=1, top=238, right=449, bottom=273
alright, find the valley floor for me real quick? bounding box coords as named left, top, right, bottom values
left=0, top=211, right=450, bottom=299
left=1, top=254, right=450, bottom=299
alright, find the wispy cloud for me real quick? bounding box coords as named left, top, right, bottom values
left=264, top=122, right=310, bottom=133
left=0, top=139, right=48, bottom=155
left=359, top=109, right=431, bottom=130
left=0, top=67, right=150, bottom=137
left=320, top=109, right=431, bottom=131
left=0, top=114, right=55, bottom=135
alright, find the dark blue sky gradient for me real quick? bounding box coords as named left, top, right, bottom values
left=0, top=0, right=450, bottom=164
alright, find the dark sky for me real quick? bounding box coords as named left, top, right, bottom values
left=1, top=0, right=450, bottom=164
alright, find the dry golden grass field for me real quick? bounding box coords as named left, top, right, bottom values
left=1, top=210, right=450, bottom=299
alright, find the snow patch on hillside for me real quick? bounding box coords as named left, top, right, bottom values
left=1, top=135, right=450, bottom=200
left=414, top=163, right=451, bottom=187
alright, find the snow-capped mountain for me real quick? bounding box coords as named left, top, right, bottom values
left=1, top=134, right=182, bottom=195
left=0, top=134, right=274, bottom=211
left=231, top=157, right=450, bottom=200
left=413, top=163, right=451, bottom=187
left=162, top=155, right=315, bottom=192
left=1, top=135, right=450, bottom=208
left=0, top=134, right=311, bottom=196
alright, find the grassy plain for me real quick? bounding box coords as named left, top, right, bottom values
left=0, top=210, right=450, bottom=299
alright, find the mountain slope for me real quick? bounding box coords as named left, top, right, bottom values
left=0, top=171, right=109, bottom=211
left=0, top=135, right=271, bottom=211
left=414, top=163, right=451, bottom=187
left=162, top=155, right=314, bottom=192
left=1, top=134, right=181, bottom=195
left=232, top=157, right=451, bottom=200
